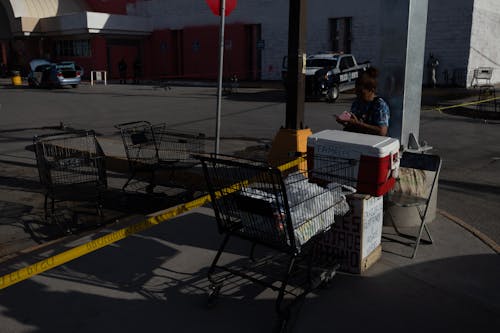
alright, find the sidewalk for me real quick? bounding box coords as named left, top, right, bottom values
left=0, top=201, right=498, bottom=332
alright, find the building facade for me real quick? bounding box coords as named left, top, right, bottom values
left=0, top=0, right=498, bottom=86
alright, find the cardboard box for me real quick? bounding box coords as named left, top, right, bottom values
left=315, top=193, right=383, bottom=274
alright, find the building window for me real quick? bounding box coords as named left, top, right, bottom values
left=55, top=39, right=91, bottom=57
left=330, top=17, right=352, bottom=53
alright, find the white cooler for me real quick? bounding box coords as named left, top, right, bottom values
left=307, top=130, right=400, bottom=196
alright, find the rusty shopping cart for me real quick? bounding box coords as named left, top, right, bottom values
left=34, top=130, right=107, bottom=227
left=198, top=154, right=357, bottom=332
left=115, top=121, right=206, bottom=194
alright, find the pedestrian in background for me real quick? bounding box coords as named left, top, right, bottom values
left=118, top=58, right=127, bottom=84
left=133, top=57, right=141, bottom=84
left=0, top=62, right=7, bottom=78
left=428, top=53, right=439, bottom=88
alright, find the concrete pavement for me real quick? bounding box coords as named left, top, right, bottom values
left=0, top=204, right=498, bottom=332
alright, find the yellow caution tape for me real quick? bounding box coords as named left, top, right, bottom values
left=277, top=156, right=306, bottom=172
left=0, top=193, right=211, bottom=290
left=0, top=157, right=304, bottom=290
left=434, top=96, right=500, bottom=112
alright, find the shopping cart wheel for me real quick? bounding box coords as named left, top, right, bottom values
left=183, top=189, right=196, bottom=202
left=207, top=283, right=222, bottom=308
left=145, top=184, right=155, bottom=194
left=320, top=269, right=337, bottom=289
left=274, top=312, right=290, bottom=333
left=320, top=264, right=339, bottom=289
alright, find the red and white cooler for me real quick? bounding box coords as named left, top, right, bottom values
left=307, top=130, right=400, bottom=196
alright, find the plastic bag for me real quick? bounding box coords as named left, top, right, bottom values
left=393, top=167, right=427, bottom=198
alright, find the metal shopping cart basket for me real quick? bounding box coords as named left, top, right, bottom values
left=34, top=130, right=107, bottom=227
left=198, top=153, right=357, bottom=332
left=115, top=121, right=205, bottom=194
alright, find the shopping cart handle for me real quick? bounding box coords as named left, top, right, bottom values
left=114, top=120, right=152, bottom=130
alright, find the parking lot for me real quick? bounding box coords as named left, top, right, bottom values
left=1, top=80, right=499, bottom=253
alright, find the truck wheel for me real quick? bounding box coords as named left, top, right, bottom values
left=327, top=85, right=339, bottom=103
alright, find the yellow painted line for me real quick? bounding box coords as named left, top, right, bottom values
left=0, top=157, right=303, bottom=290
left=438, top=209, right=500, bottom=254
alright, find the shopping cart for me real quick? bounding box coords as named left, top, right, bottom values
left=115, top=121, right=206, bottom=194
left=198, top=154, right=357, bottom=332
left=33, top=130, right=107, bottom=227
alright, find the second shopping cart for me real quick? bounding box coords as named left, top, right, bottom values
left=115, top=121, right=206, bottom=195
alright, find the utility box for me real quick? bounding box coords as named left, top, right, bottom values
left=315, top=193, right=383, bottom=274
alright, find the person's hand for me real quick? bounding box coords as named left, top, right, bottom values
left=336, top=111, right=352, bottom=125
left=336, top=112, right=360, bottom=127
left=344, top=113, right=360, bottom=126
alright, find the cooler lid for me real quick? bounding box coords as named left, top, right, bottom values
left=308, top=130, right=400, bottom=157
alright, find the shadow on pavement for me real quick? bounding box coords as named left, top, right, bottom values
left=439, top=179, right=500, bottom=196
left=295, top=254, right=500, bottom=332
left=421, top=87, right=478, bottom=106
left=224, top=89, right=286, bottom=103
left=441, top=106, right=500, bottom=121
left=1, top=226, right=498, bottom=333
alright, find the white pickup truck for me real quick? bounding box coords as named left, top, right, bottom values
left=282, top=53, right=371, bottom=102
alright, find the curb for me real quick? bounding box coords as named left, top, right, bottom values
left=438, top=209, right=500, bottom=254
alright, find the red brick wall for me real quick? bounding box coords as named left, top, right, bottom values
left=146, top=24, right=253, bottom=80
left=91, top=36, right=107, bottom=73
left=181, top=23, right=249, bottom=80
left=51, top=36, right=107, bottom=80
left=149, top=30, right=176, bottom=79
left=40, top=23, right=256, bottom=81
left=85, top=0, right=138, bottom=15
left=108, top=45, right=139, bottom=79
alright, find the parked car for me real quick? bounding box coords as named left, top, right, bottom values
left=28, top=59, right=81, bottom=88
left=75, top=64, right=84, bottom=80
left=282, top=53, right=371, bottom=102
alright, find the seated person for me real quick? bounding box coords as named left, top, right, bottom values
left=336, top=68, right=389, bottom=136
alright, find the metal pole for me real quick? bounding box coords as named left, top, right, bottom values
left=215, top=0, right=226, bottom=155
left=285, top=0, right=307, bottom=130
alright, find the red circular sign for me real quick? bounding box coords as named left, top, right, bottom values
left=205, top=0, right=237, bottom=17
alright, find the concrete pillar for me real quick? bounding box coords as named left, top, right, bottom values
left=375, top=0, right=439, bottom=228
left=377, top=0, right=429, bottom=150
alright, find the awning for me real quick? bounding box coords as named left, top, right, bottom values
left=10, top=11, right=153, bottom=36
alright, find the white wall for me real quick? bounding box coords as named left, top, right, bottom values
left=128, top=0, right=500, bottom=85
left=468, top=0, right=500, bottom=86
left=423, top=0, right=474, bottom=86
left=307, top=1, right=381, bottom=68
left=130, top=0, right=384, bottom=80
left=131, top=0, right=290, bottom=80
